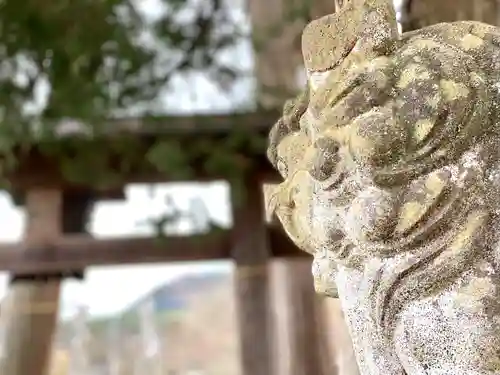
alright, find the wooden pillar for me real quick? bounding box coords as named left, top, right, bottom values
left=231, top=177, right=272, bottom=375
left=322, top=298, right=360, bottom=375
left=270, top=259, right=290, bottom=375
left=266, top=184, right=337, bottom=374
left=271, top=259, right=335, bottom=375
left=247, top=0, right=302, bottom=108
left=248, top=0, right=337, bottom=108
left=249, top=2, right=338, bottom=374
left=0, top=189, right=63, bottom=375
left=402, top=0, right=500, bottom=31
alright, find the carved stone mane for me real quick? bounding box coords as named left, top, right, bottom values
left=267, top=1, right=500, bottom=373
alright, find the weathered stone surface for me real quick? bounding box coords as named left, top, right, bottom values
left=267, top=0, right=500, bottom=374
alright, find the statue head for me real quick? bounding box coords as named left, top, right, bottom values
left=267, top=0, right=498, bottom=276
left=268, top=7, right=500, bottom=371
left=266, top=0, right=403, bottom=262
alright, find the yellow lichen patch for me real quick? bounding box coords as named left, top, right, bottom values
left=276, top=132, right=311, bottom=176
left=470, top=22, right=493, bottom=38
left=460, top=34, right=484, bottom=50
left=397, top=63, right=431, bottom=89
left=349, top=132, right=375, bottom=159
left=348, top=50, right=372, bottom=70
left=424, top=172, right=447, bottom=194
left=440, top=80, right=470, bottom=102
left=395, top=201, right=426, bottom=234
left=484, top=358, right=500, bottom=373
left=411, top=39, right=442, bottom=51
left=401, top=46, right=417, bottom=57
left=454, top=277, right=494, bottom=313
left=413, top=119, right=435, bottom=143
left=366, top=56, right=393, bottom=72
left=395, top=171, right=448, bottom=234
left=299, top=108, right=316, bottom=136
left=263, top=183, right=280, bottom=222
left=461, top=277, right=495, bottom=299
left=323, top=126, right=352, bottom=146
left=310, top=68, right=344, bottom=110
left=312, top=254, right=338, bottom=297
left=272, top=169, right=315, bottom=254
left=449, top=211, right=487, bottom=252
left=434, top=148, right=448, bottom=158
left=470, top=71, right=486, bottom=86
left=425, top=93, right=440, bottom=108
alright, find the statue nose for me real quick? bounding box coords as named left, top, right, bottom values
left=315, top=136, right=340, bottom=154
left=266, top=182, right=298, bottom=222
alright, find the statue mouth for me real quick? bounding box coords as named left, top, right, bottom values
left=318, top=171, right=347, bottom=191
left=266, top=188, right=284, bottom=223
left=267, top=191, right=314, bottom=254
left=276, top=208, right=314, bottom=254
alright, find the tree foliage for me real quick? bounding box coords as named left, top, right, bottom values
left=0, top=0, right=240, bottom=122
left=0, top=0, right=255, bottom=187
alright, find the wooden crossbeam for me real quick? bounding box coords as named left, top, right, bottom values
left=6, top=111, right=283, bottom=191
left=0, top=227, right=304, bottom=276
left=7, top=150, right=280, bottom=191
left=91, top=110, right=281, bottom=135
left=10, top=188, right=126, bottom=207
left=38, top=110, right=280, bottom=138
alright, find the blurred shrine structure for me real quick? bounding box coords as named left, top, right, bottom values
left=0, top=1, right=347, bottom=375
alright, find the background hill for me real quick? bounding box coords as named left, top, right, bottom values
left=53, top=269, right=239, bottom=375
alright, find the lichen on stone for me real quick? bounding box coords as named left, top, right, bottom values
left=267, top=0, right=500, bottom=373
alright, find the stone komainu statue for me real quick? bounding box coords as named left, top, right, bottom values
left=267, top=0, right=500, bottom=374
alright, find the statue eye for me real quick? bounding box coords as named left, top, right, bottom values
left=315, top=137, right=340, bottom=154
left=276, top=157, right=288, bottom=177
left=309, top=137, right=340, bottom=181
left=310, top=153, right=336, bottom=181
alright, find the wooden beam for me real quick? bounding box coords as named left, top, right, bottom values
left=10, top=187, right=126, bottom=207
left=52, top=110, right=281, bottom=137
left=6, top=141, right=280, bottom=191
left=0, top=227, right=306, bottom=275
left=7, top=155, right=280, bottom=191
left=5, top=110, right=283, bottom=190
left=231, top=178, right=273, bottom=375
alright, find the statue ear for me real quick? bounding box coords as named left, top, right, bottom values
left=354, top=0, right=400, bottom=53
left=302, top=0, right=399, bottom=72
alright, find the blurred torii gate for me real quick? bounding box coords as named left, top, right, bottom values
left=0, top=1, right=354, bottom=375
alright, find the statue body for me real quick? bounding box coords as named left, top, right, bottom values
left=267, top=1, right=500, bottom=374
